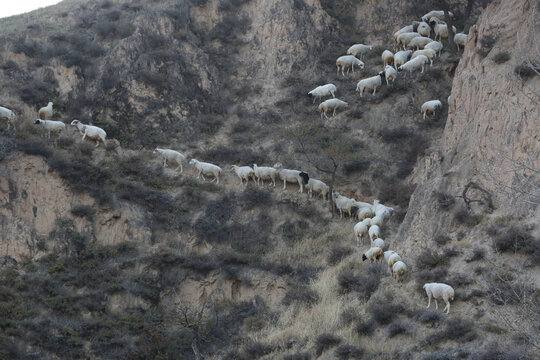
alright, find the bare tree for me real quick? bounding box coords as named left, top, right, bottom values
left=280, top=118, right=361, bottom=215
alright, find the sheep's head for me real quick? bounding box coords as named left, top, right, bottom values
left=362, top=254, right=367, bottom=262
left=397, top=66, right=403, bottom=72
left=33, top=119, right=42, bottom=125
left=47, top=102, right=53, bottom=107
left=70, top=120, right=81, bottom=126
left=273, top=162, right=283, bottom=169
left=153, top=148, right=161, bottom=154
left=379, top=71, right=386, bottom=79
left=189, top=159, right=197, bottom=165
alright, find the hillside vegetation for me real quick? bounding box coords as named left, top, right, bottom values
left=0, top=0, right=539, bottom=359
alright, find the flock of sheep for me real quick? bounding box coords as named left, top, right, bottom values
left=309, top=8, right=462, bottom=313
left=309, top=9, right=468, bottom=123
left=0, top=9, right=461, bottom=314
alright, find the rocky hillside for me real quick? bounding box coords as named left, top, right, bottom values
left=0, top=0, right=538, bottom=359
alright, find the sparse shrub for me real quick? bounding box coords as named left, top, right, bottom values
left=388, top=319, right=411, bottom=337
left=453, top=206, right=482, bottom=227
left=447, top=273, right=473, bottom=287
left=415, top=249, right=448, bottom=270
left=369, top=302, right=404, bottom=325
left=427, top=318, right=476, bottom=344
left=282, top=284, right=319, bottom=307
left=442, top=247, right=460, bottom=258
left=415, top=309, right=442, bottom=326
left=422, top=352, right=455, bottom=360
left=492, top=51, right=511, bottom=64
left=17, top=138, right=53, bottom=158
left=283, top=353, right=310, bottom=360
left=280, top=220, right=308, bottom=246
left=95, top=22, right=134, bottom=40
left=379, top=127, right=413, bottom=143
left=466, top=247, right=486, bottom=262
left=435, top=192, right=455, bottom=210
left=492, top=226, right=536, bottom=254
left=13, top=39, right=43, bottom=57
left=354, top=320, right=375, bottom=336
left=334, top=344, right=364, bottom=360
left=434, top=234, right=451, bottom=245
left=343, top=159, right=370, bottom=175
left=239, top=186, right=274, bottom=210
left=476, top=32, right=498, bottom=58
left=70, top=205, right=96, bottom=219
left=195, top=145, right=267, bottom=165
left=242, top=341, right=273, bottom=358
left=315, top=333, right=342, bottom=356
left=338, top=263, right=383, bottom=300
left=514, top=62, right=538, bottom=79
left=327, top=245, right=352, bottom=265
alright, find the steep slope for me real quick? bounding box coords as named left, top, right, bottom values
left=1, top=0, right=538, bottom=359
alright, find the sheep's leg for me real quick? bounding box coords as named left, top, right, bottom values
left=333, top=108, right=336, bottom=117
left=180, top=164, right=183, bottom=173
left=373, top=87, right=377, bottom=96
left=283, top=179, right=287, bottom=190
left=423, top=112, right=426, bottom=120
left=443, top=300, right=450, bottom=314
left=215, top=175, right=219, bottom=184
left=426, top=293, right=431, bottom=309
left=336, top=65, right=339, bottom=75
left=299, top=181, right=303, bottom=193
left=434, top=299, right=438, bottom=310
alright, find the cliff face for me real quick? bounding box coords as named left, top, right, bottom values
left=399, top=0, right=539, bottom=250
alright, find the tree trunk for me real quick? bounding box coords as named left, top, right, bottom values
left=327, top=164, right=337, bottom=217
left=192, top=339, right=201, bottom=360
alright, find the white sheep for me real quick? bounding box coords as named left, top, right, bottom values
left=382, top=65, right=398, bottom=86
left=306, top=178, right=329, bottom=200
left=422, top=10, right=454, bottom=23
left=273, top=163, right=309, bottom=193
left=355, top=201, right=374, bottom=220
left=373, top=200, right=394, bottom=220
left=396, top=32, right=421, bottom=50
left=392, top=261, right=407, bottom=281
left=0, top=106, right=16, bottom=130
left=33, top=119, right=66, bottom=138
left=368, top=224, right=381, bottom=241
left=381, top=50, right=394, bottom=67
left=393, top=25, right=414, bottom=45
left=231, top=165, right=255, bottom=185
left=370, top=214, right=384, bottom=227
left=153, top=148, right=186, bottom=172
left=384, top=250, right=401, bottom=272
left=398, top=55, right=429, bottom=75
left=430, top=18, right=457, bottom=42
left=347, top=44, right=373, bottom=59
left=333, top=192, right=356, bottom=218
left=424, top=41, right=443, bottom=57
left=70, top=120, right=107, bottom=147
left=189, top=159, right=222, bottom=184
left=362, top=246, right=383, bottom=262
left=308, top=84, right=337, bottom=104
left=318, top=98, right=348, bottom=119
left=408, top=36, right=433, bottom=50
left=454, top=33, right=468, bottom=51
left=38, top=102, right=53, bottom=120
left=253, top=164, right=277, bottom=186
left=416, top=21, right=432, bottom=37
left=412, top=48, right=437, bottom=66
left=424, top=283, right=455, bottom=314
left=371, top=237, right=385, bottom=249
left=394, top=50, right=412, bottom=70
left=353, top=220, right=369, bottom=246
left=336, top=55, right=364, bottom=76
left=421, top=100, right=443, bottom=120
left=356, top=74, right=384, bottom=97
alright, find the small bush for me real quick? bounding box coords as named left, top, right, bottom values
left=388, top=319, right=411, bottom=337
left=243, top=341, right=273, bottom=358
left=239, top=186, right=274, bottom=210
left=282, top=284, right=319, bottom=307
left=315, top=333, right=342, bottom=356
left=514, top=62, right=538, bottom=79
left=343, top=159, right=370, bottom=175
left=415, top=249, right=448, bottom=270
left=369, top=303, right=404, bottom=325
left=13, top=39, right=43, bottom=57
left=17, top=138, right=53, bottom=158
left=466, top=247, right=485, bottom=262
left=338, top=263, right=383, bottom=300
left=415, top=268, right=448, bottom=286
left=434, top=234, right=451, bottom=245
left=327, top=246, right=352, bottom=265
left=415, top=309, right=442, bottom=326
left=427, top=318, right=476, bottom=344
left=476, top=32, right=497, bottom=58
left=70, top=205, right=96, bottom=219
left=492, top=226, right=536, bottom=254
left=435, top=192, right=455, bottom=210
left=492, top=51, right=511, bottom=64
left=442, top=247, right=460, bottom=258
left=354, top=320, right=375, bottom=336
left=334, top=344, right=364, bottom=360
left=283, top=353, right=310, bottom=360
